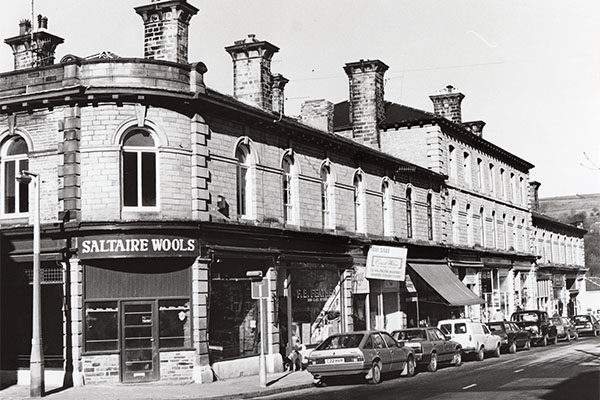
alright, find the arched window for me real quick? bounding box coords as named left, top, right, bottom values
left=512, top=216, right=518, bottom=251
left=282, top=154, right=296, bottom=224
left=451, top=199, right=459, bottom=244
left=427, top=193, right=433, bottom=241
left=1, top=136, right=29, bottom=215
left=500, top=168, right=506, bottom=199
left=122, top=129, right=158, bottom=209
left=448, top=145, right=457, bottom=180
left=521, top=218, right=527, bottom=253
left=501, top=213, right=508, bottom=250
left=479, top=207, right=485, bottom=246
left=406, top=187, right=413, bottom=238
left=488, top=163, right=495, bottom=194
left=465, top=204, right=473, bottom=246
left=382, top=180, right=392, bottom=236
left=353, top=172, right=365, bottom=233
left=477, top=158, right=484, bottom=191
left=463, top=151, right=472, bottom=188
left=320, top=164, right=334, bottom=230
left=491, top=210, right=497, bottom=248
left=236, top=144, right=251, bottom=217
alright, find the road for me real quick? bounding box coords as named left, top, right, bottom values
left=261, top=336, right=600, bottom=400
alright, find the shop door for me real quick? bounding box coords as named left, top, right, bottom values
left=121, top=301, right=159, bottom=382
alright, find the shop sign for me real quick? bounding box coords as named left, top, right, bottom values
left=552, top=274, right=565, bottom=288
left=352, top=266, right=370, bottom=294
left=366, top=246, right=407, bottom=281
left=463, top=274, right=478, bottom=285
left=78, top=234, right=198, bottom=259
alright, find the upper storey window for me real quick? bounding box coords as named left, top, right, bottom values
left=320, top=164, right=335, bottom=230
left=281, top=154, right=297, bottom=224
left=382, top=180, right=393, bottom=236
left=236, top=144, right=251, bottom=218
left=488, top=163, right=495, bottom=194
left=463, top=152, right=472, bottom=189
left=477, top=158, right=484, bottom=191
left=1, top=136, right=29, bottom=216
left=122, top=129, right=158, bottom=210
left=406, top=187, right=413, bottom=239
left=448, top=145, right=457, bottom=181
left=427, top=193, right=434, bottom=241
left=353, top=172, right=366, bottom=234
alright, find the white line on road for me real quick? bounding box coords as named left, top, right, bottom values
left=514, top=368, right=524, bottom=373
left=462, top=384, right=477, bottom=390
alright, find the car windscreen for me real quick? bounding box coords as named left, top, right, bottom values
left=512, top=313, right=539, bottom=322
left=394, top=329, right=426, bottom=341
left=317, top=334, right=364, bottom=350
left=574, top=316, right=590, bottom=323
left=488, top=323, right=504, bottom=332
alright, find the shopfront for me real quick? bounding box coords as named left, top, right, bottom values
left=78, top=233, right=199, bottom=384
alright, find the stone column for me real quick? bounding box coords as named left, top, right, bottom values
left=192, top=257, right=212, bottom=383
left=67, top=257, right=84, bottom=387
left=191, top=115, right=210, bottom=221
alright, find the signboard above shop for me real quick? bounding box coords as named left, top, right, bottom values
left=77, top=234, right=199, bottom=259
left=366, top=246, right=407, bottom=282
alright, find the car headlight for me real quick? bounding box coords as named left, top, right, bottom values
left=530, top=326, right=539, bottom=333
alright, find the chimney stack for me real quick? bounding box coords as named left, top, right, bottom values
left=4, top=17, right=63, bottom=70
left=300, top=99, right=334, bottom=134
left=271, top=73, right=289, bottom=116
left=430, top=85, right=465, bottom=124
left=225, top=34, right=280, bottom=112
left=529, top=181, right=541, bottom=212
left=343, top=59, right=389, bottom=149
left=134, top=0, right=199, bottom=64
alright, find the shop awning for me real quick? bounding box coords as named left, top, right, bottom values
left=409, top=263, right=484, bottom=306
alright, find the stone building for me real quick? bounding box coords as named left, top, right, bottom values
left=0, top=0, right=587, bottom=389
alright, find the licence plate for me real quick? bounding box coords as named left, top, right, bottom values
left=325, top=358, right=345, bottom=364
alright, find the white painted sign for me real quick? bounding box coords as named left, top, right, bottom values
left=352, top=265, right=370, bottom=294
left=366, top=246, right=407, bottom=282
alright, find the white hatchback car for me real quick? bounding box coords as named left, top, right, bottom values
left=437, top=319, right=501, bottom=361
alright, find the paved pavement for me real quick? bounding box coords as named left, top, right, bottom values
left=0, top=370, right=314, bottom=400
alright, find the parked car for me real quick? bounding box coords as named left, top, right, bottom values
left=437, top=319, right=501, bottom=361
left=551, top=316, right=578, bottom=341
left=510, top=310, right=558, bottom=346
left=391, top=327, right=462, bottom=372
left=307, top=330, right=416, bottom=385
left=572, top=314, right=600, bottom=336
left=486, top=321, right=531, bottom=353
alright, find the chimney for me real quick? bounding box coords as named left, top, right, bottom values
left=4, top=17, right=64, bottom=70
left=271, top=73, right=289, bottom=116
left=225, top=34, right=280, bottom=111
left=300, top=99, right=334, bottom=134
left=463, top=120, right=485, bottom=137
left=430, top=85, right=465, bottom=124
left=343, top=59, right=389, bottom=149
left=134, top=0, right=199, bottom=64
left=529, top=181, right=541, bottom=212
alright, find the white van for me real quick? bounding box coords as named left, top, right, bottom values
left=437, top=319, right=501, bottom=361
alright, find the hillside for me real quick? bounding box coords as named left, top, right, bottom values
left=539, top=193, right=600, bottom=277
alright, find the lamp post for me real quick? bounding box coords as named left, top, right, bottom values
left=16, top=170, right=44, bottom=397
left=247, top=271, right=267, bottom=388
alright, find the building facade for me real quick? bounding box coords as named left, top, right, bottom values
left=0, top=0, right=587, bottom=389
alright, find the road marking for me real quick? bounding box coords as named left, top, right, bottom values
left=462, top=384, right=477, bottom=390
left=514, top=368, right=524, bottom=373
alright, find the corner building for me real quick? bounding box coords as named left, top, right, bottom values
left=0, top=0, right=586, bottom=388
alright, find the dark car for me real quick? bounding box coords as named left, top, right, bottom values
left=392, top=327, right=462, bottom=372
left=551, top=316, right=578, bottom=341
left=510, top=310, right=558, bottom=346
left=307, top=330, right=415, bottom=385
left=486, top=321, right=531, bottom=353
left=572, top=314, right=600, bottom=336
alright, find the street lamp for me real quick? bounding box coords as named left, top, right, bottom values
left=16, top=170, right=44, bottom=397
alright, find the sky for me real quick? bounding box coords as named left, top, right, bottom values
left=1, top=0, right=599, bottom=198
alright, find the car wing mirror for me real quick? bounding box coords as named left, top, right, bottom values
left=444, top=335, right=451, bottom=340
left=397, top=341, right=405, bottom=347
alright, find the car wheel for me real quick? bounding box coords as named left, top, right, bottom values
left=493, top=344, right=501, bottom=358
left=476, top=346, right=485, bottom=361
left=405, top=356, right=416, bottom=377
left=524, top=339, right=531, bottom=350
left=594, top=329, right=598, bottom=337
left=509, top=341, right=517, bottom=354
left=452, top=349, right=462, bottom=367
left=427, top=352, right=438, bottom=372
left=367, top=362, right=382, bottom=384
left=313, top=378, right=328, bottom=387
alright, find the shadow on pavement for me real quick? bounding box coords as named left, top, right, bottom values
left=541, top=371, right=600, bottom=400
